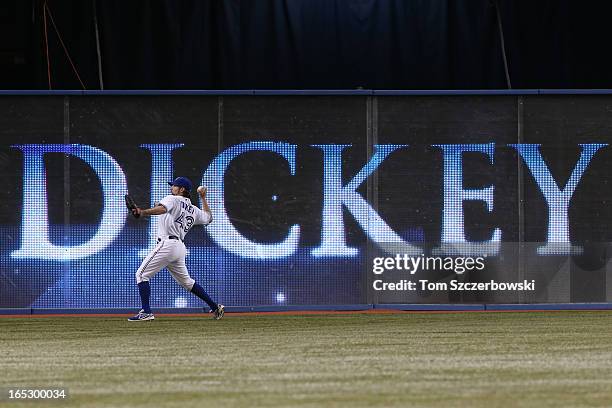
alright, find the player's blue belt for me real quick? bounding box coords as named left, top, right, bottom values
left=157, top=236, right=181, bottom=242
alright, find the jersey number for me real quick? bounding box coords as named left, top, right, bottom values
left=174, top=213, right=194, bottom=232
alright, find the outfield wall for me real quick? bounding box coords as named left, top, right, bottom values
left=1, top=91, right=612, bottom=310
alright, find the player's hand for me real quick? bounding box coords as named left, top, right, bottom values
left=197, top=186, right=207, bottom=197
left=132, top=207, right=142, bottom=217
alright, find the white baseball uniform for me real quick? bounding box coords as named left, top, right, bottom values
left=135, top=194, right=212, bottom=290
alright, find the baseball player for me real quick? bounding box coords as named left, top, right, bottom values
left=127, top=176, right=224, bottom=321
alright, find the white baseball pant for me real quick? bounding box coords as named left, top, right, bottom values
left=135, top=238, right=195, bottom=290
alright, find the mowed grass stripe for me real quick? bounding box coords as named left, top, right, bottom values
left=1, top=312, right=612, bottom=407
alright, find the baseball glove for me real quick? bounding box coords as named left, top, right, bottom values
left=124, top=195, right=140, bottom=218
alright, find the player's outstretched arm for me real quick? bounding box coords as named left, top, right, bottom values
left=197, top=186, right=213, bottom=223
left=138, top=204, right=168, bottom=217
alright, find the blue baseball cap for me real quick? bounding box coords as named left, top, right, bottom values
left=168, top=176, right=192, bottom=192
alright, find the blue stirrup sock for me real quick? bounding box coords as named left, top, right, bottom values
left=190, top=282, right=218, bottom=311
left=137, top=281, right=152, bottom=313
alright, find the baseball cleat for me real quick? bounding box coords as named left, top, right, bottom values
left=128, top=310, right=155, bottom=321
left=212, top=304, right=225, bottom=320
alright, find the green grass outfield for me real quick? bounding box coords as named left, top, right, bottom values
left=2, top=311, right=612, bottom=407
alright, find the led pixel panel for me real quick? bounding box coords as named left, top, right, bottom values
left=2, top=94, right=612, bottom=309
left=220, top=96, right=370, bottom=305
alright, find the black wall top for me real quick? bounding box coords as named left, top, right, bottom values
left=2, top=0, right=611, bottom=90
